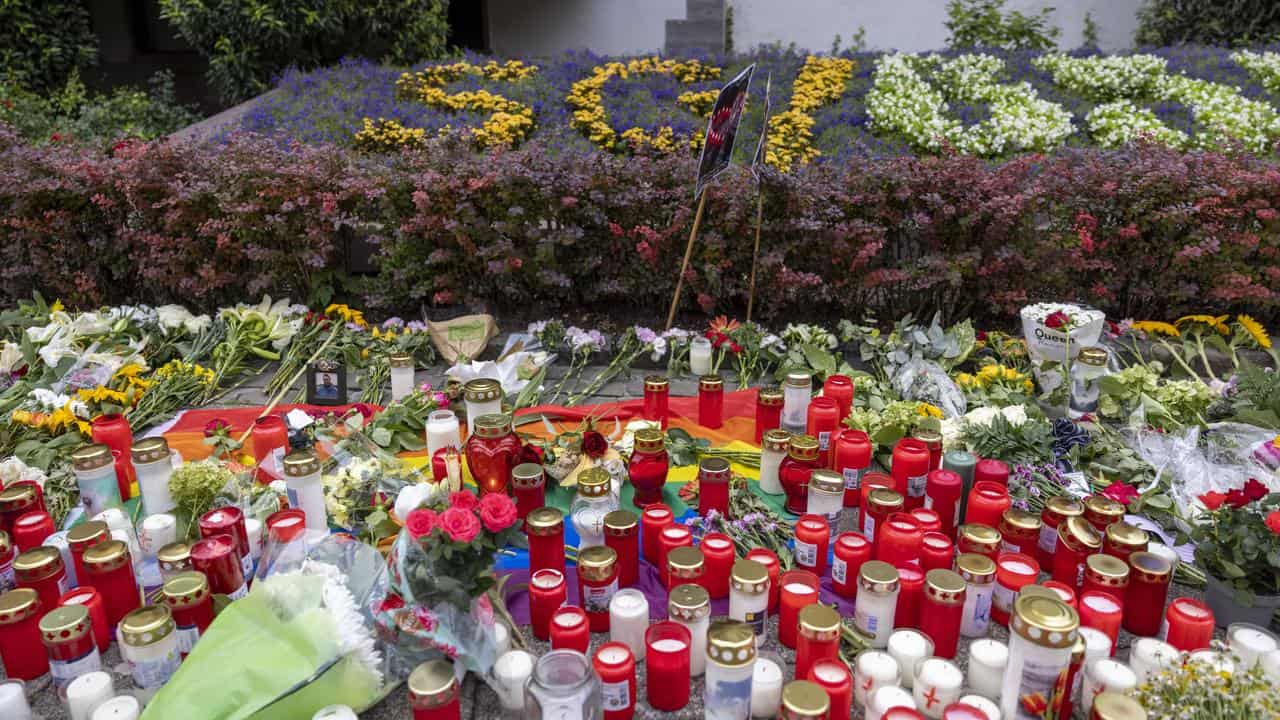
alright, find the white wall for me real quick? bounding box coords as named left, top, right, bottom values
left=487, top=0, right=687, bottom=57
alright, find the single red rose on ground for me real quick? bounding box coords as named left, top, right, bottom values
left=582, top=430, right=607, bottom=458
left=1200, top=491, right=1229, bottom=510
left=439, top=506, right=482, bottom=543
left=1101, top=482, right=1140, bottom=507
left=1226, top=488, right=1250, bottom=508
left=1242, top=478, right=1269, bottom=502
left=449, top=490, right=478, bottom=511
left=204, top=418, right=230, bottom=437
left=1044, top=311, right=1069, bottom=329
left=405, top=508, right=438, bottom=539
left=478, top=492, right=518, bottom=532
left=351, top=403, right=376, bottom=419
left=1266, top=511, right=1280, bottom=535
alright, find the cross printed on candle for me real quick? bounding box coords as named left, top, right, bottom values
left=862, top=676, right=875, bottom=693
left=922, top=687, right=940, bottom=709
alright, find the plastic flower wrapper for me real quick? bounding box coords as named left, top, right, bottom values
left=1128, top=422, right=1280, bottom=520
left=141, top=537, right=390, bottom=720
left=445, top=350, right=549, bottom=396
left=891, top=358, right=966, bottom=418
left=318, top=431, right=425, bottom=545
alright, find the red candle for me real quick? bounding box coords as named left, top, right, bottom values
left=957, top=524, right=1002, bottom=562
left=998, top=509, right=1042, bottom=558
left=1081, top=554, right=1129, bottom=607
left=698, top=457, right=731, bottom=518
left=1078, top=590, right=1123, bottom=655
left=1054, top=638, right=1086, bottom=720
left=528, top=568, right=567, bottom=641
left=973, top=458, right=1008, bottom=486
left=832, top=429, right=872, bottom=508
left=92, top=413, right=135, bottom=500
left=1123, top=551, right=1171, bottom=637
left=909, top=508, right=942, bottom=535
left=464, top=415, right=523, bottom=495
left=643, top=375, right=670, bottom=429
left=160, top=571, right=215, bottom=656
left=250, top=414, right=289, bottom=483
left=11, top=511, right=53, bottom=553
left=756, top=386, right=784, bottom=443
left=822, top=375, right=855, bottom=422
left=916, top=430, right=943, bottom=472
left=550, top=606, right=590, bottom=653
left=963, top=481, right=1011, bottom=529
left=594, top=642, right=637, bottom=720
left=0, top=587, right=48, bottom=681
left=1051, top=517, right=1102, bottom=590
left=1163, top=597, right=1214, bottom=652
left=863, top=488, right=904, bottom=545
left=67, top=520, right=110, bottom=588
left=992, top=553, right=1039, bottom=627
left=14, top=546, right=68, bottom=611
left=666, top=547, right=705, bottom=592
left=628, top=430, right=669, bottom=508
left=778, top=569, right=821, bottom=649
left=578, top=545, right=620, bottom=632
left=526, top=507, right=566, bottom=577
left=860, top=472, right=893, bottom=511
left=699, top=532, right=734, bottom=599
left=920, top=532, right=955, bottom=574
left=1041, top=580, right=1077, bottom=609
left=892, top=438, right=932, bottom=509
left=640, top=505, right=673, bottom=566
left=698, top=375, right=724, bottom=429
left=58, top=587, right=110, bottom=653
left=806, top=397, right=841, bottom=466
left=1083, top=495, right=1125, bottom=533
left=1038, top=497, right=1084, bottom=570
left=511, top=463, right=546, bottom=521
left=409, top=659, right=461, bottom=720
left=82, top=540, right=138, bottom=627
left=746, top=547, right=782, bottom=612
left=808, top=658, right=853, bottom=720
left=645, top=620, right=692, bottom=711
left=658, top=524, right=693, bottom=588
left=876, top=513, right=923, bottom=569
left=832, top=532, right=872, bottom=598
left=924, top=470, right=963, bottom=537
left=0, top=482, right=43, bottom=537
left=794, top=515, right=831, bottom=577
left=894, top=565, right=925, bottom=629
left=40, top=603, right=100, bottom=693
left=190, top=534, right=248, bottom=599
left=919, top=569, right=966, bottom=658
left=200, top=505, right=252, bottom=581
left=780, top=435, right=821, bottom=514
left=605, top=511, right=640, bottom=588
left=795, top=603, right=841, bottom=680
left=1102, top=522, right=1148, bottom=563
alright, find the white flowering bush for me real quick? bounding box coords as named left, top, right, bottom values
left=1233, top=50, right=1280, bottom=95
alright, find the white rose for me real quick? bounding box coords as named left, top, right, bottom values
left=155, top=305, right=191, bottom=331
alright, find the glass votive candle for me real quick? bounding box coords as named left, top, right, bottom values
left=954, top=696, right=1000, bottom=720
left=751, top=652, right=785, bottom=719
left=1079, top=625, right=1113, bottom=670
left=778, top=569, right=821, bottom=649
left=956, top=553, right=996, bottom=638
left=856, top=561, right=901, bottom=648
left=865, top=488, right=905, bottom=545
left=729, top=559, right=770, bottom=642
left=526, top=507, right=566, bottom=577
left=965, top=638, right=1007, bottom=700
left=1037, top=496, right=1084, bottom=570
left=1052, top=517, right=1102, bottom=590
left=704, top=621, right=756, bottom=719
left=40, top=604, right=101, bottom=697
left=578, top=546, right=619, bottom=632
left=919, top=569, right=966, bottom=659
left=1123, top=551, right=1171, bottom=637
left=608, top=588, right=650, bottom=659
left=877, top=513, right=924, bottom=569
left=640, top=505, right=673, bottom=566
left=992, top=552, right=1039, bottom=627
left=924, top=470, right=963, bottom=537
left=425, top=410, right=461, bottom=458
left=1079, top=658, right=1137, bottom=717
left=14, top=545, right=68, bottom=612
left=1081, top=554, right=1129, bottom=607
left=833, top=429, right=872, bottom=508
left=643, top=375, right=670, bottom=428
left=645, top=621, right=692, bottom=711
left=549, top=607, right=590, bottom=654
left=853, top=649, right=902, bottom=710
left=1102, top=522, right=1148, bottom=562
left=756, top=387, right=784, bottom=445
left=409, top=658, right=460, bottom=720
left=892, top=438, right=932, bottom=509
left=822, top=374, right=855, bottom=421
left=690, top=337, right=713, bottom=376
left=963, top=482, right=1011, bottom=530
left=868, top=685, right=917, bottom=720
left=832, top=532, right=872, bottom=598
left=657, top=524, right=693, bottom=588
left=920, top=532, right=954, bottom=575
left=628, top=428, right=669, bottom=510
left=511, top=463, right=546, bottom=522
left=745, top=548, right=781, bottom=613
left=1162, top=597, right=1214, bottom=652
left=973, top=458, right=1009, bottom=486
left=58, top=587, right=109, bottom=653
left=909, top=508, right=942, bottom=536
left=462, top=378, right=502, bottom=436
left=806, top=470, right=844, bottom=532
left=1227, top=622, right=1279, bottom=670
left=793, top=515, right=830, bottom=577
left=1128, top=637, right=1179, bottom=684
left=1082, top=495, right=1125, bottom=533
left=1041, top=580, right=1077, bottom=609
left=1078, top=591, right=1123, bottom=655
left=668, top=584, right=711, bottom=677
left=894, top=565, right=925, bottom=630
left=795, top=604, right=841, bottom=680
left=956, top=524, right=1001, bottom=562
left=998, top=509, right=1041, bottom=557
left=593, top=642, right=636, bottom=720
left=782, top=371, right=813, bottom=435
left=759, top=428, right=790, bottom=496
left=603, top=511, right=639, bottom=589
left=913, top=658, right=963, bottom=719
left=698, top=456, right=731, bottom=518
left=781, top=434, right=821, bottom=515
left=81, top=540, right=140, bottom=627
left=492, top=650, right=535, bottom=717
left=699, top=532, right=735, bottom=600
left=808, top=658, right=853, bottom=720
left=887, top=629, right=934, bottom=690
left=666, top=546, right=704, bottom=592
left=806, top=397, right=841, bottom=466
left=1188, top=649, right=1235, bottom=675
left=529, top=569, right=567, bottom=642
left=698, top=375, right=725, bottom=429
left=1261, top=649, right=1280, bottom=685
left=782, top=679, right=830, bottom=720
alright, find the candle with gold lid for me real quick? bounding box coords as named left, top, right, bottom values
left=83, top=540, right=139, bottom=627
left=1000, top=594, right=1079, bottom=720
left=1038, top=496, right=1084, bottom=568
left=462, top=378, right=502, bottom=435
left=729, top=558, right=770, bottom=642
left=161, top=570, right=213, bottom=655
left=956, top=552, right=996, bottom=638
left=758, top=428, right=790, bottom=495
left=644, top=374, right=670, bottom=427
left=119, top=605, right=180, bottom=697
left=388, top=352, right=414, bottom=402
left=604, top=509, right=639, bottom=588
left=781, top=680, right=830, bottom=720
left=795, top=604, right=841, bottom=680
left=155, top=541, right=193, bottom=580
left=667, top=546, right=705, bottom=589
left=1081, top=553, right=1129, bottom=604
left=15, top=544, right=67, bottom=610
left=856, top=561, right=901, bottom=648
left=1082, top=495, right=1125, bottom=533
left=40, top=604, right=100, bottom=695
left=756, top=386, right=784, bottom=444
left=999, top=508, right=1042, bottom=556
left=0, top=587, right=48, bottom=681
left=409, top=658, right=461, bottom=720
left=670, top=583, right=712, bottom=676
left=919, top=569, right=966, bottom=658
left=956, top=523, right=1001, bottom=561
left=1102, top=522, right=1148, bottom=562
left=699, top=374, right=725, bottom=429
left=704, top=620, right=756, bottom=719
left=577, top=545, right=619, bottom=632
left=1052, top=516, right=1102, bottom=590
left=780, top=434, right=821, bottom=515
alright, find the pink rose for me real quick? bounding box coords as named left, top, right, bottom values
left=478, top=492, right=518, bottom=533
left=439, top=506, right=481, bottom=543
left=405, top=508, right=438, bottom=539
left=449, top=491, right=478, bottom=511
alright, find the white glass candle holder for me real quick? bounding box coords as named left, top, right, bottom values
left=867, top=685, right=916, bottom=720
left=758, top=433, right=787, bottom=495
left=887, top=629, right=933, bottom=690
left=750, top=653, right=784, bottom=718
left=854, top=650, right=901, bottom=710
left=134, top=450, right=176, bottom=515
left=1080, top=658, right=1136, bottom=716
left=1227, top=622, right=1279, bottom=670
left=781, top=372, right=813, bottom=434
left=389, top=355, right=415, bottom=403
left=67, top=671, right=114, bottom=720
left=1260, top=649, right=1280, bottom=684
left=425, top=410, right=461, bottom=457
left=493, top=622, right=511, bottom=657
left=0, top=681, right=32, bottom=720
left=609, top=589, right=649, bottom=659
left=1078, top=625, right=1113, bottom=660
left=957, top=694, right=1001, bottom=720
left=491, top=650, right=535, bottom=716
left=689, top=337, right=713, bottom=376
left=1128, top=637, right=1179, bottom=684
left=1146, top=542, right=1180, bottom=575
left=90, top=695, right=141, bottom=720
left=913, top=657, right=963, bottom=719
left=966, top=638, right=1007, bottom=701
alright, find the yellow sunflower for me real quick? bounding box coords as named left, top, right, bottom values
left=1236, top=314, right=1272, bottom=349
left=917, top=403, right=944, bottom=419
left=113, top=363, right=146, bottom=379
left=1175, top=314, right=1230, bottom=335
left=1130, top=320, right=1180, bottom=338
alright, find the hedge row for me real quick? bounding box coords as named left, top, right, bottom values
left=3, top=126, right=1280, bottom=324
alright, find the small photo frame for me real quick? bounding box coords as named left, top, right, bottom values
left=307, top=360, right=348, bottom=406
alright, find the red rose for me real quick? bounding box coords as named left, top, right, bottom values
left=1267, top=511, right=1280, bottom=535
left=351, top=403, right=376, bottom=419
left=1200, top=491, right=1228, bottom=510
left=438, top=506, right=481, bottom=543
left=729, top=342, right=743, bottom=354
left=1226, top=488, right=1249, bottom=508
left=1243, top=478, right=1269, bottom=503
left=1044, top=311, right=1069, bottom=329
left=478, top=492, right=518, bottom=532
left=1101, top=482, right=1139, bottom=507
left=582, top=431, right=607, bottom=459
left=518, top=444, right=544, bottom=466
left=204, top=418, right=230, bottom=437
left=405, top=508, right=438, bottom=539
left=449, top=491, right=478, bottom=511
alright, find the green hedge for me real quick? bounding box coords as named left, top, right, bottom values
left=0, top=0, right=97, bottom=93
left=1137, top=0, right=1280, bottom=46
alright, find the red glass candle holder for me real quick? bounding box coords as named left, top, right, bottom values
left=594, top=642, right=637, bottom=720
left=1051, top=517, right=1102, bottom=590
left=658, top=524, right=693, bottom=588
left=1163, top=597, right=1214, bottom=652
left=909, top=508, right=942, bottom=535
left=806, top=397, right=841, bottom=467
left=778, top=569, right=821, bottom=649
left=957, top=524, right=1002, bottom=562
left=251, top=414, right=289, bottom=483
left=640, top=505, right=673, bottom=566
left=864, top=487, right=904, bottom=546
left=698, top=375, right=725, bottom=429
left=892, top=438, right=931, bottom=509
left=924, top=470, right=963, bottom=537
left=894, top=565, right=925, bottom=629
left=578, top=546, right=619, bottom=632
left=756, top=387, right=784, bottom=444
left=11, top=511, right=53, bottom=553
left=409, top=660, right=461, bottom=720
left=794, top=515, right=831, bottom=577
left=699, top=532, right=734, bottom=599
left=643, top=376, right=670, bottom=429
left=963, top=482, right=1011, bottom=529
left=746, top=547, right=782, bottom=612
left=973, top=458, right=1008, bottom=487
left=550, top=606, right=590, bottom=653
left=0, top=587, right=49, bottom=681
left=511, top=463, right=546, bottom=521
left=698, top=457, right=731, bottom=518
left=795, top=604, right=842, bottom=680
left=808, top=658, right=853, bottom=720
left=920, top=569, right=966, bottom=658
left=1038, top=497, right=1084, bottom=570
left=921, top=532, right=955, bottom=575
left=529, top=569, right=567, bottom=641
left=199, top=505, right=251, bottom=580
left=780, top=436, right=820, bottom=515
left=1078, top=591, right=1123, bottom=655
left=992, top=553, right=1039, bottom=627
left=645, top=621, right=692, bottom=711
left=1123, top=551, right=1171, bottom=637
left=914, top=429, right=943, bottom=472
left=41, top=603, right=100, bottom=693
left=92, top=413, right=135, bottom=500
left=832, top=532, right=872, bottom=598
left=1102, top=522, right=1148, bottom=563
left=628, top=430, right=669, bottom=508
left=160, top=571, right=214, bottom=657
left=67, top=520, right=110, bottom=587
left=876, top=513, right=924, bottom=569
left=190, top=534, right=248, bottom=599
left=1081, top=554, right=1129, bottom=607
left=605, top=511, right=640, bottom=589
left=58, top=587, right=110, bottom=653
left=465, top=415, right=523, bottom=495
left=81, top=540, right=139, bottom=628
left=833, top=429, right=872, bottom=508
left=1041, top=580, right=1077, bottom=609
left=526, top=507, right=566, bottom=577
left=860, top=472, right=893, bottom=513
left=822, top=375, right=855, bottom=422
left=14, top=546, right=68, bottom=611
left=1082, top=496, right=1125, bottom=533
left=0, top=482, right=43, bottom=537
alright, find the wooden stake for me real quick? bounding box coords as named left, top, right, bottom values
left=746, top=188, right=764, bottom=323
left=665, top=191, right=709, bottom=330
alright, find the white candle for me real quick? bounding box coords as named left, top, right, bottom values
left=758, top=435, right=787, bottom=496
left=492, top=650, right=535, bottom=713
left=1076, top=627, right=1112, bottom=700
left=1128, top=637, right=1179, bottom=684
left=854, top=650, right=901, bottom=709
left=652, top=638, right=688, bottom=653
left=958, top=694, right=1001, bottom=720
left=90, top=696, right=141, bottom=720
left=854, top=583, right=900, bottom=648
left=390, top=360, right=415, bottom=403
left=134, top=451, right=176, bottom=515
left=887, top=629, right=933, bottom=689
left=425, top=410, right=461, bottom=457
left=1188, top=649, right=1235, bottom=675
left=1228, top=623, right=1279, bottom=670
left=689, top=337, right=713, bottom=376
left=1260, top=649, right=1280, bottom=684
left=45, top=530, right=76, bottom=586
left=493, top=622, right=511, bottom=657
left=867, top=685, right=916, bottom=720
left=967, top=638, right=1008, bottom=701
left=749, top=656, right=784, bottom=718
left=94, top=508, right=143, bottom=565
left=913, top=657, right=963, bottom=719
left=0, top=681, right=32, bottom=720
left=67, top=672, right=115, bottom=720
left=138, top=514, right=177, bottom=558
left=1146, top=542, right=1180, bottom=575
left=311, top=706, right=358, bottom=720
left=781, top=372, right=813, bottom=434
left=1080, top=658, right=1136, bottom=716
left=609, top=589, right=650, bottom=659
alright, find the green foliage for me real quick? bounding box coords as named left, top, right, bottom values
left=0, top=0, right=97, bottom=93
left=1191, top=493, right=1280, bottom=601
left=159, top=0, right=451, bottom=104
left=1219, top=362, right=1280, bottom=429
left=962, top=412, right=1056, bottom=465
left=945, top=0, right=1061, bottom=51
left=1136, top=0, right=1280, bottom=47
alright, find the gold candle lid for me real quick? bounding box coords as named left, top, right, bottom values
left=669, top=583, right=711, bottom=621
left=955, top=552, right=997, bottom=583
left=699, top=374, right=724, bottom=391
left=868, top=488, right=905, bottom=513
left=409, top=659, right=459, bottom=708
left=1105, top=522, right=1149, bottom=550
left=83, top=539, right=130, bottom=573
left=859, top=560, right=900, bottom=594
left=1018, top=584, right=1059, bottom=601
left=1058, top=516, right=1103, bottom=553
left=283, top=449, right=320, bottom=477
left=1128, top=551, right=1172, bottom=583
left=1001, top=508, right=1042, bottom=533
left=1011, top=595, right=1079, bottom=648
left=604, top=510, right=638, bottom=535
left=1078, top=347, right=1110, bottom=367
left=0, top=483, right=38, bottom=512
left=67, top=520, right=110, bottom=549
left=1084, top=495, right=1125, bottom=524
left=389, top=352, right=413, bottom=369
left=131, top=437, right=170, bottom=465
left=643, top=375, right=669, bottom=391
left=925, top=568, right=967, bottom=605
left=0, top=587, right=40, bottom=625
left=809, top=469, right=844, bottom=495
left=699, top=456, right=731, bottom=481
left=730, top=559, right=769, bottom=594
left=577, top=467, right=611, bottom=498
left=39, top=604, right=90, bottom=645
left=510, top=462, right=544, bottom=490
left=763, top=428, right=791, bottom=453
left=525, top=507, right=564, bottom=535
left=70, top=443, right=113, bottom=472
left=14, top=546, right=63, bottom=581
left=1043, top=496, right=1084, bottom=518
left=1085, top=554, right=1130, bottom=587
left=785, top=371, right=813, bottom=389
left=157, top=541, right=193, bottom=567
left=463, top=378, right=502, bottom=402
left=472, top=413, right=513, bottom=439
left=758, top=386, right=784, bottom=406
left=781, top=680, right=830, bottom=719
left=959, top=523, right=1001, bottom=549
left=706, top=620, right=756, bottom=667
left=1091, top=691, right=1148, bottom=720
left=667, top=546, right=705, bottom=579
left=798, top=604, right=841, bottom=640
left=913, top=428, right=943, bottom=445
left=633, top=428, right=665, bottom=453
left=161, top=571, right=211, bottom=608
left=577, top=545, right=617, bottom=582
left=119, top=605, right=175, bottom=647
left=788, top=434, right=820, bottom=462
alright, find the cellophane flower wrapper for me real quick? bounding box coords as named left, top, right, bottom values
left=319, top=431, right=423, bottom=538
left=141, top=537, right=391, bottom=720
left=891, top=358, right=966, bottom=418
left=1128, top=422, right=1280, bottom=514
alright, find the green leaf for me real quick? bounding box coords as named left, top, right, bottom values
left=370, top=427, right=393, bottom=447
left=1219, top=560, right=1247, bottom=579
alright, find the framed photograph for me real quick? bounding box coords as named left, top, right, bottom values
left=306, top=360, right=348, bottom=406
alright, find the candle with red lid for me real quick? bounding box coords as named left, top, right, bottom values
left=550, top=606, right=590, bottom=653
left=892, top=438, right=931, bottom=510
left=746, top=547, right=781, bottom=612
left=778, top=569, right=821, bottom=649
left=808, top=658, right=853, bottom=720
left=0, top=587, right=49, bottom=681
left=1163, top=597, right=1214, bottom=652
left=14, top=545, right=68, bottom=611
left=919, top=569, right=966, bottom=658
left=973, top=458, right=1008, bottom=487
left=924, top=470, right=963, bottom=538
left=526, top=507, right=566, bottom=576
left=1052, top=517, right=1102, bottom=590
left=963, top=482, right=1011, bottom=529
left=876, top=513, right=923, bottom=569
left=604, top=511, right=639, bottom=588
left=806, top=397, right=841, bottom=466
left=699, top=532, right=734, bottom=599
left=643, top=375, right=670, bottom=428
left=756, top=386, right=784, bottom=443
left=698, top=457, right=731, bottom=518
left=628, top=429, right=669, bottom=508
left=832, top=532, right=872, bottom=598
left=645, top=620, right=692, bottom=711
left=640, top=505, right=673, bottom=566
left=199, top=506, right=252, bottom=582
left=658, top=524, right=693, bottom=588
left=58, top=587, right=109, bottom=653
left=956, top=524, right=1001, bottom=562
left=594, top=642, right=636, bottom=720
left=894, top=565, right=925, bottom=629
left=920, top=532, right=954, bottom=574
left=991, top=553, right=1039, bottom=627
left=1123, top=551, right=1172, bottom=637
left=822, top=374, right=855, bottom=422
left=1078, top=591, right=1123, bottom=655
left=909, top=508, right=941, bottom=535
left=833, top=430, right=872, bottom=508
left=698, top=375, right=724, bottom=429
left=1081, top=554, right=1129, bottom=607
left=510, top=463, right=546, bottom=520
left=794, top=515, right=830, bottom=577
left=1041, top=580, right=1077, bottom=609
left=528, top=569, right=566, bottom=641
left=12, top=511, right=53, bottom=553
left=190, top=533, right=247, bottom=599
left=795, top=604, right=841, bottom=680
left=780, top=435, right=820, bottom=515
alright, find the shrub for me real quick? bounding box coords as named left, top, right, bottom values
left=159, top=0, right=450, bottom=105
left=0, top=0, right=97, bottom=93
left=944, top=0, right=1060, bottom=51
left=1136, top=0, right=1280, bottom=47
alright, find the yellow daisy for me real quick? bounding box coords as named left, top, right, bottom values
left=1130, top=320, right=1180, bottom=337
left=1236, top=314, right=1272, bottom=349
left=1175, top=314, right=1230, bottom=335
